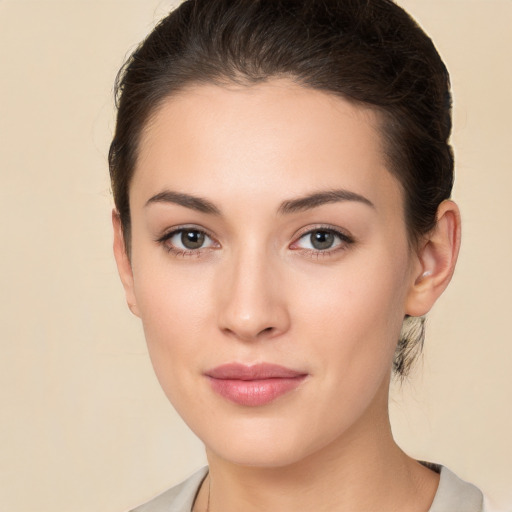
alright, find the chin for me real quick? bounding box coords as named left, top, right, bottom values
left=209, top=439, right=310, bottom=469
left=197, top=413, right=341, bottom=469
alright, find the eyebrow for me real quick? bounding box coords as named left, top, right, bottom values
left=145, top=190, right=221, bottom=215
left=277, top=189, right=375, bottom=215
left=145, top=188, right=374, bottom=215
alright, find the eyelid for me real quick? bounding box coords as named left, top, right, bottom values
left=289, top=224, right=355, bottom=252
left=292, top=224, right=354, bottom=242
left=156, top=224, right=220, bottom=254
left=155, top=223, right=354, bottom=257
left=156, top=224, right=214, bottom=241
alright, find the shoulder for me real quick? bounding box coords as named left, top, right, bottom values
left=428, top=464, right=485, bottom=512
left=129, top=467, right=208, bottom=512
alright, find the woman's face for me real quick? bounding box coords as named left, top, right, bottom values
left=121, top=79, right=422, bottom=467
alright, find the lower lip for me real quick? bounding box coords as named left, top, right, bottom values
left=207, top=376, right=306, bottom=407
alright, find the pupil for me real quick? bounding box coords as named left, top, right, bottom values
left=311, top=230, right=334, bottom=250
left=181, top=230, right=205, bottom=249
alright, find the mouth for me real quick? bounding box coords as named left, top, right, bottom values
left=205, top=363, right=308, bottom=407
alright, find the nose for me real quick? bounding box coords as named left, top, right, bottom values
left=216, top=247, right=290, bottom=342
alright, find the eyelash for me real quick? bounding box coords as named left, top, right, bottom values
left=156, top=225, right=355, bottom=258
left=291, top=225, right=355, bottom=259
left=156, top=226, right=218, bottom=257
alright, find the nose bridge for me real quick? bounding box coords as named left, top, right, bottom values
left=217, top=240, right=289, bottom=340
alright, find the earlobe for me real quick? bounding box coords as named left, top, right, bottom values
left=112, top=210, right=140, bottom=317
left=405, top=200, right=461, bottom=317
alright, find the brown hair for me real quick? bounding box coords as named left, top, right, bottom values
left=109, top=0, right=454, bottom=376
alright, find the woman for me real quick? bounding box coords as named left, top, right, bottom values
left=109, top=0, right=484, bottom=510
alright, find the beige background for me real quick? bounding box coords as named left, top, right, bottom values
left=0, top=0, right=510, bottom=510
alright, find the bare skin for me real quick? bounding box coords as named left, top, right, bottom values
left=193, top=378, right=439, bottom=512
left=113, top=79, right=460, bottom=512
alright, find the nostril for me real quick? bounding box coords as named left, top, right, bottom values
left=221, top=325, right=276, bottom=341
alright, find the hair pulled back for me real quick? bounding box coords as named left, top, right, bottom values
left=109, top=0, right=454, bottom=376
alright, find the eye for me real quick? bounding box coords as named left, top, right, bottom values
left=292, top=227, right=354, bottom=253
left=158, top=227, right=217, bottom=255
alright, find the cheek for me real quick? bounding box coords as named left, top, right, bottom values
left=278, top=250, right=410, bottom=443
left=130, top=253, right=216, bottom=396
left=126, top=232, right=413, bottom=466
left=137, top=270, right=207, bottom=336
left=291, top=247, right=410, bottom=376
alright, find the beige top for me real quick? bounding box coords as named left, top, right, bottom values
left=130, top=464, right=484, bottom=512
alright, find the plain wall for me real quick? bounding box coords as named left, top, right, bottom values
left=0, top=0, right=510, bottom=510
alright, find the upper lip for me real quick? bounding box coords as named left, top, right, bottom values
left=206, top=363, right=307, bottom=380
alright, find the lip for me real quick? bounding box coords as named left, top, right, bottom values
left=205, top=363, right=308, bottom=407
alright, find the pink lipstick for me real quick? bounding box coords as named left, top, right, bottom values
left=205, top=363, right=307, bottom=406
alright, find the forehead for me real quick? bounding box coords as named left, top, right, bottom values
left=132, top=79, right=402, bottom=214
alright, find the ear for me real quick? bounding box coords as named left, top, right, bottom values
left=405, top=200, right=461, bottom=317
left=112, top=210, right=140, bottom=317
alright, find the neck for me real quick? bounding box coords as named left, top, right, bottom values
left=196, top=382, right=439, bottom=512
